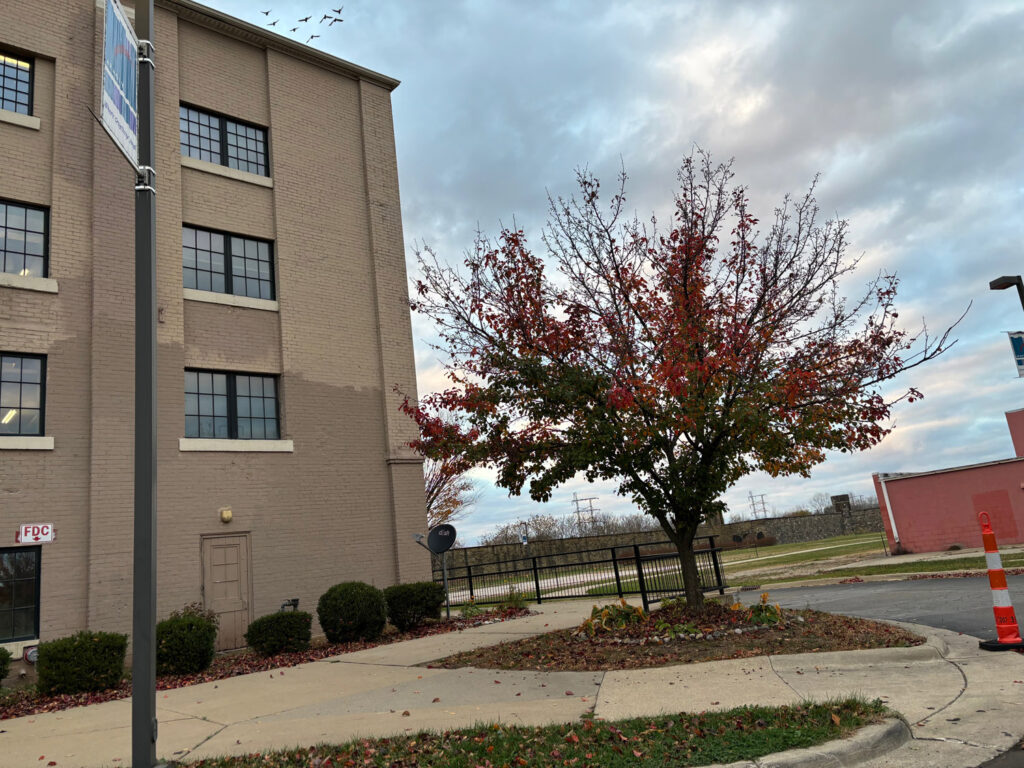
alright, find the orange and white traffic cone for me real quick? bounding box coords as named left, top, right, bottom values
left=978, top=511, right=1024, bottom=651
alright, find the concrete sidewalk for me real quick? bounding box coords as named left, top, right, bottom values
left=4, top=600, right=1024, bottom=768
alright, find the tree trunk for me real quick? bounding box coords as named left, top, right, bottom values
left=674, top=525, right=705, bottom=609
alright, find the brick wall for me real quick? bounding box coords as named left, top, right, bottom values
left=0, top=0, right=428, bottom=666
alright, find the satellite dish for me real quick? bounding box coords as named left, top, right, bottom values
left=427, top=523, right=457, bottom=554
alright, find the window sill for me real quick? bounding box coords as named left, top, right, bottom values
left=181, top=155, right=273, bottom=188
left=0, top=639, right=39, bottom=660
left=179, top=438, right=293, bottom=453
left=183, top=288, right=278, bottom=312
left=0, top=110, right=41, bottom=131
left=0, top=436, right=54, bottom=450
left=0, top=272, right=58, bottom=294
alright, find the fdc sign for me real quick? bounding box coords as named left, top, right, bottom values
left=16, top=523, right=56, bottom=544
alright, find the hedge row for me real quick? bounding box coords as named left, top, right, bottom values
left=24, top=581, right=450, bottom=693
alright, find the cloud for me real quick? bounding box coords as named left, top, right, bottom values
left=208, top=0, right=1024, bottom=541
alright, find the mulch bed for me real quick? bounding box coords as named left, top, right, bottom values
left=432, top=601, right=924, bottom=672
left=0, top=607, right=531, bottom=721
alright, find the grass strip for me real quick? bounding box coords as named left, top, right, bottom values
left=731, top=554, right=1024, bottom=586
left=185, top=698, right=888, bottom=768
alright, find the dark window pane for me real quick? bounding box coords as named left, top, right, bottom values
left=13, top=578, right=35, bottom=608
left=0, top=382, right=18, bottom=407
left=13, top=607, right=34, bottom=637
left=185, top=414, right=199, bottom=437
left=20, top=410, right=39, bottom=434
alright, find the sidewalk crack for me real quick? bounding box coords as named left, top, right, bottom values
left=911, top=653, right=968, bottom=726
left=766, top=655, right=803, bottom=698
left=174, top=721, right=229, bottom=760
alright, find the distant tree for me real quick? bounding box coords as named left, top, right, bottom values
left=403, top=151, right=961, bottom=609
left=478, top=509, right=660, bottom=545
left=808, top=492, right=833, bottom=515
left=423, top=456, right=479, bottom=530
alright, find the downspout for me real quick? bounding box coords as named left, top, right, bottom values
left=878, top=473, right=900, bottom=548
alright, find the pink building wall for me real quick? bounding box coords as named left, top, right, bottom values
left=872, top=410, right=1024, bottom=553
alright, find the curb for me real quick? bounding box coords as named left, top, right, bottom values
left=767, top=633, right=946, bottom=668
left=707, top=717, right=911, bottom=768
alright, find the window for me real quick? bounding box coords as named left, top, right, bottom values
left=0, top=546, right=40, bottom=643
left=1, top=200, right=47, bottom=278
left=182, top=226, right=274, bottom=300
left=1, top=354, right=44, bottom=436
left=0, top=52, right=31, bottom=115
left=185, top=370, right=280, bottom=439
left=179, top=105, right=268, bottom=176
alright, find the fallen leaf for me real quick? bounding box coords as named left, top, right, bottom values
left=401, top=711, right=410, bottom=717
left=432, top=698, right=441, bottom=703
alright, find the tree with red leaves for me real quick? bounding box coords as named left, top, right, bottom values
left=403, top=152, right=961, bottom=608
left=424, top=456, right=479, bottom=530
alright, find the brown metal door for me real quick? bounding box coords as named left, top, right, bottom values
left=202, top=535, right=251, bottom=650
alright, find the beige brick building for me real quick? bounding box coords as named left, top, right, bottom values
left=0, top=0, right=429, bottom=670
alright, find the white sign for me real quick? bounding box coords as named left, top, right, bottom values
left=16, top=523, right=55, bottom=544
left=100, top=0, right=139, bottom=167
left=1009, top=332, right=1024, bottom=378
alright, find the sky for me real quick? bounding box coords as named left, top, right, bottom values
left=206, top=0, right=1024, bottom=543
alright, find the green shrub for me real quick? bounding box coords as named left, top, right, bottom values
left=156, top=612, right=218, bottom=676
left=244, top=611, right=312, bottom=656
left=317, top=582, right=387, bottom=643
left=384, top=582, right=446, bottom=632
left=0, top=646, right=11, bottom=683
left=37, top=631, right=127, bottom=695
left=498, top=581, right=528, bottom=611
left=459, top=598, right=484, bottom=619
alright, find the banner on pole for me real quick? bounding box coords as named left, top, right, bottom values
left=1008, top=332, right=1024, bottom=378
left=100, top=0, right=139, bottom=167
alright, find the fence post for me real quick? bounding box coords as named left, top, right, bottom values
left=709, top=536, right=726, bottom=595
left=633, top=544, right=650, bottom=612
left=532, top=556, right=543, bottom=604
left=466, top=564, right=474, bottom=601
left=611, top=548, right=623, bottom=598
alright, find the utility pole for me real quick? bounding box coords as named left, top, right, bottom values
left=132, top=0, right=158, bottom=765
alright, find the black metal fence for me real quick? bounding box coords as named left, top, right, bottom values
left=432, top=537, right=725, bottom=612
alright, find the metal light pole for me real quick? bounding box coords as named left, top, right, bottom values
left=132, top=0, right=159, bottom=765
left=990, top=275, right=1024, bottom=312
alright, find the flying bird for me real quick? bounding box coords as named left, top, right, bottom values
left=332, top=6, right=343, bottom=13
left=306, top=34, right=320, bottom=43
left=268, top=19, right=278, bottom=26
left=289, top=26, right=298, bottom=31
left=320, top=13, right=331, bottom=22
left=260, top=9, right=271, bottom=15
left=329, top=16, right=343, bottom=25
left=298, top=15, right=311, bottom=22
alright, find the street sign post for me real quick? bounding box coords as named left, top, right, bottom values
left=426, top=524, right=457, bottom=619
